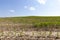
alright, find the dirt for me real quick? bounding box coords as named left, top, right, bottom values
left=0, top=23, right=60, bottom=40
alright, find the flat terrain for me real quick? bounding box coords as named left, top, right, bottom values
left=0, top=16, right=60, bottom=40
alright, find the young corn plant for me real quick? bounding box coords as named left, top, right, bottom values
left=32, top=31, right=35, bottom=36
left=56, top=32, right=59, bottom=39
left=49, top=31, right=52, bottom=37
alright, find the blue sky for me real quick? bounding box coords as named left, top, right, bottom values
left=0, top=0, right=60, bottom=17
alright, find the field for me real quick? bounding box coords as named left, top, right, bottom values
left=0, top=16, right=60, bottom=40
left=0, top=16, right=60, bottom=28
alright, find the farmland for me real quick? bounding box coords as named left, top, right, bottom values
left=0, top=16, right=60, bottom=40
left=0, top=16, right=60, bottom=29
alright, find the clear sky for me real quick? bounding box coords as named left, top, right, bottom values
left=0, top=0, right=60, bottom=17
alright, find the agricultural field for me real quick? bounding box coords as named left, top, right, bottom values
left=0, top=16, right=60, bottom=40
left=0, top=16, right=60, bottom=29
